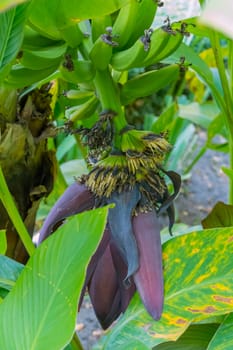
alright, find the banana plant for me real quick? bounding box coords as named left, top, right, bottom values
left=1, top=0, right=233, bottom=349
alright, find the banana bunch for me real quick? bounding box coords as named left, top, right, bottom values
left=111, top=0, right=158, bottom=50
left=142, top=21, right=184, bottom=66
left=111, top=19, right=186, bottom=71
left=111, top=28, right=153, bottom=71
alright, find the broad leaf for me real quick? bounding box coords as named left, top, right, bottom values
left=163, top=44, right=225, bottom=115
left=28, top=0, right=130, bottom=39
left=200, top=0, right=233, bottom=39
left=0, top=207, right=109, bottom=350
left=0, top=255, right=24, bottom=291
left=0, top=230, right=7, bottom=255
left=178, top=102, right=220, bottom=129
left=207, top=314, right=233, bottom=349
left=0, top=0, right=29, bottom=12
left=154, top=323, right=219, bottom=350
left=97, top=227, right=233, bottom=349
left=202, top=202, right=233, bottom=228
left=0, top=3, right=28, bottom=77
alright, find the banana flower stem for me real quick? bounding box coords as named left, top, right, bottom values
left=94, top=68, right=128, bottom=149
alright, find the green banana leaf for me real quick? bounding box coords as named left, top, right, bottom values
left=0, top=255, right=24, bottom=292
left=207, top=314, right=233, bottom=349
left=0, top=230, right=7, bottom=255
left=0, top=3, right=28, bottom=77
left=0, top=207, right=109, bottom=350
left=0, top=0, right=29, bottom=12
left=154, top=323, right=219, bottom=350
left=28, top=0, right=130, bottom=40
left=202, top=202, right=233, bottom=228
left=163, top=44, right=226, bottom=115
left=95, top=227, right=233, bottom=349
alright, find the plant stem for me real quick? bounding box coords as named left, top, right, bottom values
left=70, top=333, right=84, bottom=350
left=94, top=68, right=128, bottom=148
left=210, top=32, right=233, bottom=203
left=0, top=166, right=35, bottom=256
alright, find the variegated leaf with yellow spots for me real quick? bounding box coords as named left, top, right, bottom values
left=95, top=227, right=233, bottom=349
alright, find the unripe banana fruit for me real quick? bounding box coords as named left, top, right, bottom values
left=111, top=29, right=153, bottom=71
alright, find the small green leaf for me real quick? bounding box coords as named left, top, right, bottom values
left=178, top=102, right=220, bottom=129
left=154, top=323, right=219, bottom=350
left=163, top=44, right=225, bottom=114
left=0, top=207, right=109, bottom=350
left=0, top=230, right=7, bottom=255
left=207, top=314, right=233, bottom=349
left=151, top=103, right=178, bottom=134
left=99, top=227, right=233, bottom=349
left=0, top=3, right=28, bottom=77
left=202, top=202, right=233, bottom=228
left=222, top=167, right=233, bottom=179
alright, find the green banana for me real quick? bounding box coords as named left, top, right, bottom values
left=111, top=29, right=153, bottom=71
left=91, top=15, right=112, bottom=43
left=120, top=64, right=180, bottom=105
left=142, top=20, right=184, bottom=66
left=140, top=27, right=171, bottom=66
left=65, top=89, right=94, bottom=100
left=65, top=95, right=99, bottom=122
left=89, top=28, right=118, bottom=70
left=22, top=26, right=63, bottom=51
left=20, top=51, right=62, bottom=70
left=60, top=23, right=84, bottom=48
left=125, top=0, right=158, bottom=47
left=112, top=0, right=157, bottom=50
left=59, top=57, right=96, bottom=84
left=111, top=1, right=139, bottom=49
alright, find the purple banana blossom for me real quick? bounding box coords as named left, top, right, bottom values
left=38, top=181, right=165, bottom=328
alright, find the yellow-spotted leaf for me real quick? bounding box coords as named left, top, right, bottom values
left=98, top=227, right=233, bottom=349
